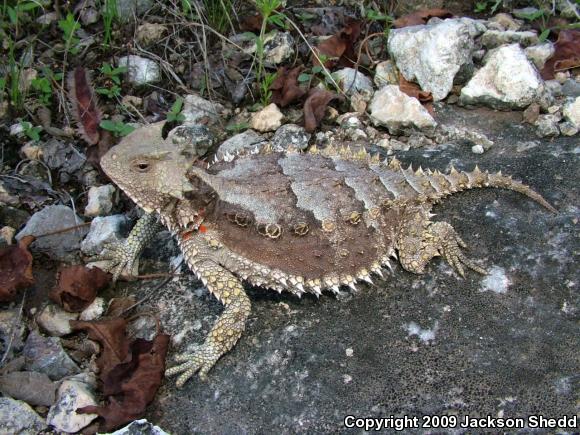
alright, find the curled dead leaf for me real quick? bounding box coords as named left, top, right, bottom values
left=72, top=318, right=169, bottom=431
left=50, top=265, right=111, bottom=312
left=398, top=75, right=434, bottom=115
left=541, top=30, right=580, bottom=80
left=303, top=89, right=341, bottom=133
left=393, top=8, right=453, bottom=28
left=312, top=21, right=362, bottom=68
left=0, top=235, right=35, bottom=302
left=271, top=66, right=307, bottom=107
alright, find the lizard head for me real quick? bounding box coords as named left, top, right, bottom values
left=101, top=121, right=197, bottom=213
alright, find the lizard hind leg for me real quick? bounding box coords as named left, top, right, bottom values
left=398, top=216, right=487, bottom=278
left=165, top=260, right=251, bottom=387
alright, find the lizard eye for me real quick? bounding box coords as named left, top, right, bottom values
left=132, top=159, right=152, bottom=172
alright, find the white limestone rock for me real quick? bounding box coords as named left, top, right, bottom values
left=369, top=85, right=437, bottom=134
left=388, top=18, right=485, bottom=101
left=460, top=44, right=545, bottom=109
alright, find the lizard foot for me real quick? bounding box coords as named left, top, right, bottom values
left=88, top=240, right=141, bottom=283
left=434, top=222, right=487, bottom=277
left=399, top=219, right=487, bottom=277
left=165, top=342, right=222, bottom=387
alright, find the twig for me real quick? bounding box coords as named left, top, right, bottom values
left=134, top=272, right=183, bottom=280
left=0, top=289, right=27, bottom=368
left=34, top=222, right=91, bottom=238
left=282, top=14, right=347, bottom=97
left=120, top=260, right=184, bottom=316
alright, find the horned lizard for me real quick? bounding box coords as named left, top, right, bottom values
left=96, top=121, right=555, bottom=387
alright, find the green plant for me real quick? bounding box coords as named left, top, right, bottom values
left=297, top=57, right=336, bottom=89
left=4, top=37, right=23, bottom=109
left=180, top=0, right=197, bottom=19
left=254, top=0, right=286, bottom=104
left=166, top=97, right=185, bottom=122
left=2, top=1, right=41, bottom=35
left=96, top=63, right=126, bottom=99
left=259, top=71, right=277, bottom=107
left=58, top=12, right=81, bottom=54
left=99, top=119, right=135, bottom=137
left=20, top=121, right=42, bottom=142
left=474, top=0, right=502, bottom=14
left=517, top=4, right=553, bottom=42
left=31, top=68, right=62, bottom=106
left=31, top=76, right=51, bottom=105
left=202, top=0, right=233, bottom=34
left=101, top=0, right=118, bottom=47
left=225, top=122, right=250, bottom=133
left=364, top=8, right=393, bottom=23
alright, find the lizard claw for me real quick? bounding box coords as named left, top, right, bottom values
left=440, top=233, right=486, bottom=277
left=165, top=343, right=221, bottom=387
left=88, top=240, right=141, bottom=283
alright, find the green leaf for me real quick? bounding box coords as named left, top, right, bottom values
left=7, top=6, right=17, bottom=25
left=99, top=120, right=117, bottom=131
left=539, top=28, right=551, bottom=42
left=519, top=10, right=544, bottom=21
left=474, top=2, right=487, bottom=13
left=297, top=73, right=312, bottom=82
left=225, top=122, right=250, bottom=132
left=118, top=124, right=136, bottom=136
left=17, top=2, right=41, bottom=12
left=240, top=32, right=258, bottom=41
left=268, top=14, right=286, bottom=29
left=112, top=66, right=127, bottom=75
left=312, top=65, right=323, bottom=74
left=170, top=97, right=184, bottom=114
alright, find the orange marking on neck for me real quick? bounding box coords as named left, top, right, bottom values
left=199, top=224, right=207, bottom=233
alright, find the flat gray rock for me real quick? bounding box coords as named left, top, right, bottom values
left=16, top=205, right=88, bottom=261
left=0, top=397, right=46, bottom=434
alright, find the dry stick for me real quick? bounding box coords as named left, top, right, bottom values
left=34, top=222, right=92, bottom=239
left=356, top=31, right=386, bottom=67
left=134, top=272, right=183, bottom=280
left=282, top=15, right=347, bottom=98
left=0, top=289, right=27, bottom=368
left=120, top=260, right=184, bottom=316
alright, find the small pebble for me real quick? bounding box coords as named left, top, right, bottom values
left=471, top=144, right=484, bottom=154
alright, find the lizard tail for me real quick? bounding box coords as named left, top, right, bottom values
left=426, top=165, right=557, bottom=213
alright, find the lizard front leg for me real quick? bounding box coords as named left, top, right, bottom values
left=89, top=213, right=163, bottom=282
left=165, top=258, right=251, bottom=387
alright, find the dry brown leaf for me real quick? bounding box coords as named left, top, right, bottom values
left=541, top=30, right=580, bottom=79
left=50, top=265, right=111, bottom=312
left=312, top=21, right=362, bottom=68
left=303, top=89, right=341, bottom=133
left=393, top=8, right=453, bottom=28
left=239, top=13, right=262, bottom=32
left=271, top=66, right=307, bottom=107
left=71, top=318, right=130, bottom=376
left=0, top=235, right=35, bottom=302
left=72, top=318, right=169, bottom=431
left=105, top=296, right=137, bottom=318
left=67, top=67, right=101, bottom=145
left=398, top=75, right=435, bottom=115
